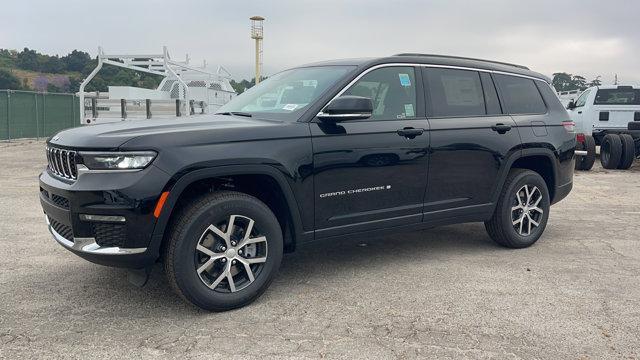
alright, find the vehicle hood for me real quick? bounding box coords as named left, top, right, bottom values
left=47, top=114, right=301, bottom=149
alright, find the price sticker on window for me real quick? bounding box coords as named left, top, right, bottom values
left=398, top=73, right=411, bottom=87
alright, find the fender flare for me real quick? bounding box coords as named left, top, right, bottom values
left=491, top=148, right=559, bottom=205
left=150, top=164, right=308, bottom=244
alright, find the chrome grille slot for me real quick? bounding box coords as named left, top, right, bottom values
left=46, top=147, right=78, bottom=180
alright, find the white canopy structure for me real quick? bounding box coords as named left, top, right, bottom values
left=79, top=46, right=236, bottom=124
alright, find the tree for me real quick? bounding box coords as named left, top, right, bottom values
left=41, top=55, right=65, bottom=73
left=68, top=76, right=82, bottom=93
left=0, top=69, right=21, bottom=90
left=572, top=75, right=587, bottom=91
left=62, top=50, right=91, bottom=72
left=587, top=76, right=602, bottom=87
left=16, top=48, right=39, bottom=71
left=552, top=72, right=573, bottom=92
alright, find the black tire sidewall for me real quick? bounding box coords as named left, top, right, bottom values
left=584, top=135, right=596, bottom=170
left=172, top=196, right=283, bottom=310
left=618, top=134, right=635, bottom=169
left=601, top=134, right=622, bottom=169
left=498, top=171, right=550, bottom=247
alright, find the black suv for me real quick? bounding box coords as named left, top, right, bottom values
left=40, top=54, right=576, bottom=311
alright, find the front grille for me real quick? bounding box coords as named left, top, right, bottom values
left=46, top=146, right=78, bottom=180
left=48, top=216, right=74, bottom=241
left=92, top=223, right=127, bottom=248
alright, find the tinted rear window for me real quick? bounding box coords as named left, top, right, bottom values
left=425, top=68, right=486, bottom=117
left=594, top=89, right=640, bottom=105
left=494, top=74, right=547, bottom=114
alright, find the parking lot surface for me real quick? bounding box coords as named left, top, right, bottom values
left=1, top=140, right=639, bottom=359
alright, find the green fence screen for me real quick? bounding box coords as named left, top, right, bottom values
left=0, top=90, right=80, bottom=140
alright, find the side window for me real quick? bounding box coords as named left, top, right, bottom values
left=425, top=68, right=486, bottom=117
left=342, top=67, right=416, bottom=120
left=494, top=74, right=547, bottom=114
left=480, top=72, right=502, bottom=115
left=575, top=89, right=590, bottom=107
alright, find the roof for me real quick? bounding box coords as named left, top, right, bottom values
left=298, top=54, right=550, bottom=82
left=593, top=85, right=639, bottom=90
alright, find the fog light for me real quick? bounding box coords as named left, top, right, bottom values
left=79, top=214, right=126, bottom=223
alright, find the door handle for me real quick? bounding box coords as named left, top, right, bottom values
left=578, top=111, right=582, bottom=114
left=491, top=123, right=512, bottom=134
left=397, top=127, right=424, bottom=139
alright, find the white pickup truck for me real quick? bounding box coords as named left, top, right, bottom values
left=566, top=85, right=640, bottom=170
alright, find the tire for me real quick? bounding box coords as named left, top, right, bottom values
left=618, top=134, right=635, bottom=170
left=163, top=190, right=283, bottom=311
left=600, top=134, right=623, bottom=169
left=575, top=135, right=596, bottom=171
left=484, top=169, right=550, bottom=249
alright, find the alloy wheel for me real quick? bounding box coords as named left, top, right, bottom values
left=511, top=185, right=544, bottom=236
left=195, top=215, right=268, bottom=292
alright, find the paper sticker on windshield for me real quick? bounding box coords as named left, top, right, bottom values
left=398, top=73, right=411, bottom=87
left=282, top=104, right=298, bottom=111
left=404, top=103, right=415, bottom=117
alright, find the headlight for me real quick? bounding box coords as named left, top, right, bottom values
left=79, top=151, right=157, bottom=170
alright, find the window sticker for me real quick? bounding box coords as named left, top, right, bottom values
left=282, top=104, right=298, bottom=111
left=398, top=73, right=411, bottom=87
left=404, top=103, right=415, bottom=117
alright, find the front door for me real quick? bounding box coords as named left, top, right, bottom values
left=311, top=66, right=429, bottom=238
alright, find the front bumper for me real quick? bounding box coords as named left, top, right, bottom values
left=39, top=164, right=170, bottom=268
left=45, top=215, right=147, bottom=255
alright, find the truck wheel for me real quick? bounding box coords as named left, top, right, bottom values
left=600, top=134, right=623, bottom=169
left=163, top=191, right=283, bottom=311
left=485, top=169, right=550, bottom=249
left=575, top=135, right=596, bottom=171
left=618, top=134, right=635, bottom=170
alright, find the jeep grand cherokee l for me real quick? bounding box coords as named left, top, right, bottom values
left=39, top=54, right=576, bottom=311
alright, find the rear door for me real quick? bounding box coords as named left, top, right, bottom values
left=422, top=67, right=522, bottom=221
left=311, top=66, right=430, bottom=238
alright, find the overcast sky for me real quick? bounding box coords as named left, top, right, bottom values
left=1, top=0, right=638, bottom=85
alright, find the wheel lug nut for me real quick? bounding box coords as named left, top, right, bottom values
left=232, top=259, right=237, bottom=264
left=231, top=241, right=237, bottom=246
left=238, top=250, right=243, bottom=255
left=221, top=246, right=226, bottom=251
left=221, top=258, right=227, bottom=263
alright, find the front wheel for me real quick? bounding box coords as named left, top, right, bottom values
left=485, top=169, right=550, bottom=248
left=163, top=191, right=283, bottom=311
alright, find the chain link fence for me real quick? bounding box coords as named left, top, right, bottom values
left=0, top=90, right=80, bottom=141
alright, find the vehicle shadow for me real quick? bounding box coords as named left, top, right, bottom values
left=47, top=223, right=500, bottom=315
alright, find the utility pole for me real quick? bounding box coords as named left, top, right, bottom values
left=250, top=16, right=264, bottom=85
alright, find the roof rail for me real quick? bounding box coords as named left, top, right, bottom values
left=393, top=53, right=530, bottom=70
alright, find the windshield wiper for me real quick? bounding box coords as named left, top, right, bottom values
left=216, top=111, right=253, bottom=118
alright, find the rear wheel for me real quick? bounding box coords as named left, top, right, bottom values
left=600, top=134, right=623, bottom=169
left=485, top=169, right=550, bottom=249
left=575, top=135, right=596, bottom=171
left=618, top=134, right=635, bottom=169
left=163, top=191, right=283, bottom=311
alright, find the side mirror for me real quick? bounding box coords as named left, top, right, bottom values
left=317, top=95, right=373, bottom=122
left=567, top=100, right=576, bottom=110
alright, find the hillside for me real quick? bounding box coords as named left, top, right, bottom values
left=0, top=48, right=162, bottom=93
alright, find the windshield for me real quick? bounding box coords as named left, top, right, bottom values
left=217, top=66, right=355, bottom=120
left=594, top=88, right=640, bottom=105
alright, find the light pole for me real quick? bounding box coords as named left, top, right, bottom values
left=250, top=16, right=264, bottom=85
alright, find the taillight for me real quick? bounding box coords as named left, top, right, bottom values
left=562, top=121, right=576, bottom=132
left=576, top=133, right=585, bottom=143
